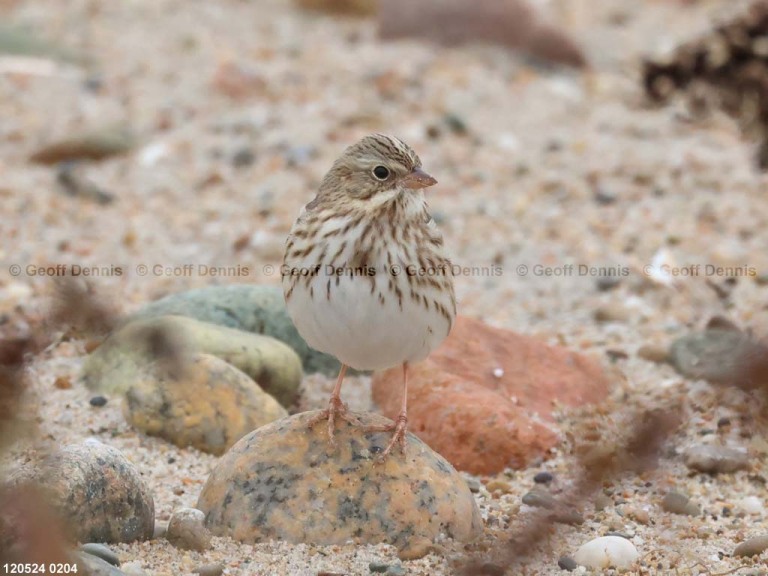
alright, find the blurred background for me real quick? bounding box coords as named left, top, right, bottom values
left=1, top=0, right=766, bottom=336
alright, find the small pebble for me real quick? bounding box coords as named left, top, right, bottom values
left=522, top=489, right=556, bottom=509
left=738, top=496, right=765, bottom=515
left=685, top=444, right=750, bottom=474
left=661, top=491, right=700, bottom=516
left=573, top=536, right=639, bottom=569
left=734, top=535, right=768, bottom=557
left=637, top=343, right=669, bottom=363
left=153, top=520, right=169, bottom=539
left=595, top=276, right=621, bottom=292
left=594, top=303, right=630, bottom=323
left=80, top=543, right=120, bottom=566
left=369, top=564, right=389, bottom=574
left=166, top=507, right=211, bottom=551
left=534, top=471, right=554, bottom=484
left=465, top=477, right=482, bottom=493
left=593, top=493, right=612, bottom=511
left=486, top=479, right=511, bottom=494
left=89, top=395, right=108, bottom=407
left=557, top=556, right=578, bottom=571
left=231, top=147, right=255, bottom=168
left=193, top=563, right=224, bottom=576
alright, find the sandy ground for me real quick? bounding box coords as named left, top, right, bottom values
left=1, top=0, right=768, bottom=574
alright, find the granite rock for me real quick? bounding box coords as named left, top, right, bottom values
left=10, top=440, right=154, bottom=544
left=130, top=285, right=341, bottom=376
left=197, top=411, right=482, bottom=557
left=83, top=314, right=302, bottom=407
left=373, top=316, right=609, bottom=474
left=124, top=353, right=288, bottom=455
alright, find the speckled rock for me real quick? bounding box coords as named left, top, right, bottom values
left=373, top=316, right=609, bottom=474
left=83, top=314, right=302, bottom=407
left=685, top=444, right=750, bottom=474
left=197, top=411, right=482, bottom=557
left=573, top=535, right=639, bottom=569
left=669, top=330, right=766, bottom=385
left=10, top=440, right=154, bottom=543
left=124, top=353, right=288, bottom=455
left=166, top=507, right=211, bottom=551
left=129, top=285, right=341, bottom=376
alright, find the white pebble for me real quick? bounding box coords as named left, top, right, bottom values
left=738, top=496, right=765, bottom=516
left=492, top=368, right=504, bottom=378
left=573, top=536, right=640, bottom=569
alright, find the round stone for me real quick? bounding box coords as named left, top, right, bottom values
left=10, top=440, right=154, bottom=543
left=123, top=353, right=288, bottom=455
left=197, top=411, right=482, bottom=558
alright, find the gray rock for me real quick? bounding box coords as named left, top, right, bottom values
left=166, top=507, right=211, bottom=551
left=83, top=314, right=302, bottom=407
left=685, top=444, right=750, bottom=474
left=522, top=489, right=556, bottom=509
left=129, top=285, right=343, bottom=375
left=669, top=330, right=764, bottom=384
left=80, top=543, right=120, bottom=566
left=76, top=552, right=127, bottom=576
left=123, top=352, right=288, bottom=455
left=734, top=535, right=768, bottom=558
left=10, top=440, right=154, bottom=543
left=197, top=411, right=482, bottom=559
left=661, top=491, right=700, bottom=516
left=193, top=563, right=224, bottom=576
left=557, top=555, right=578, bottom=571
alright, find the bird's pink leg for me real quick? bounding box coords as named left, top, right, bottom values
left=366, top=362, right=409, bottom=460
left=307, top=364, right=361, bottom=446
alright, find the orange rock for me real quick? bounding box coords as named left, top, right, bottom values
left=372, top=316, right=611, bottom=474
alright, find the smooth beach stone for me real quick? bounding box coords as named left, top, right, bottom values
left=75, top=553, right=127, bottom=576
left=197, top=411, right=483, bottom=557
left=129, top=285, right=342, bottom=376
left=83, top=314, right=302, bottom=407
left=669, top=330, right=764, bottom=384
left=166, top=507, right=211, bottom=551
left=573, top=535, right=639, bottom=569
left=10, top=440, right=154, bottom=543
left=124, top=353, right=287, bottom=455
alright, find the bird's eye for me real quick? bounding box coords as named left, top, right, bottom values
left=372, top=166, right=390, bottom=180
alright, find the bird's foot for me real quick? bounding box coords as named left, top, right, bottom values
left=307, top=395, right=363, bottom=447
left=365, top=412, right=408, bottom=461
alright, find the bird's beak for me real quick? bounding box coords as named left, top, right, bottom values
left=401, top=167, right=437, bottom=190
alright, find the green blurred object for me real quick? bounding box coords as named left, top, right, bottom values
left=0, top=24, right=84, bottom=63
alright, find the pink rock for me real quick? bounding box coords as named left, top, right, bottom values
left=377, top=0, right=587, bottom=68
left=372, top=316, right=611, bottom=474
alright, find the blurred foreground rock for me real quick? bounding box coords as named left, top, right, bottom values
left=197, top=411, right=482, bottom=558
left=378, top=0, right=586, bottom=68
left=373, top=316, right=611, bottom=474
left=29, top=125, right=135, bottom=164
left=130, top=285, right=341, bottom=376
left=83, top=314, right=302, bottom=407
left=8, top=440, right=154, bottom=544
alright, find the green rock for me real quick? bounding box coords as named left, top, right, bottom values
left=130, top=285, right=344, bottom=376
left=0, top=25, right=84, bottom=63
left=83, top=315, right=302, bottom=408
